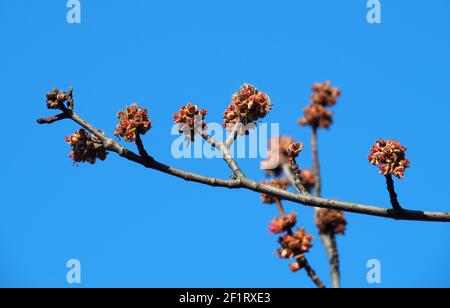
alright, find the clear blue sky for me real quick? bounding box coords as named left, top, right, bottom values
left=0, top=0, right=449, bottom=287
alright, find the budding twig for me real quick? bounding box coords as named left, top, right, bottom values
left=286, top=149, right=309, bottom=196
left=36, top=97, right=450, bottom=222
left=36, top=84, right=450, bottom=290
left=311, top=125, right=341, bottom=288
left=273, top=198, right=325, bottom=288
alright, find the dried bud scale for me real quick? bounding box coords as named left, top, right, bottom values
left=46, top=88, right=69, bottom=109
left=289, top=261, right=303, bottom=272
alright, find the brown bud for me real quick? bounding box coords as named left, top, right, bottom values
left=287, top=142, right=303, bottom=158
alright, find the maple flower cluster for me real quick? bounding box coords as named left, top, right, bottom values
left=267, top=212, right=314, bottom=272
left=299, top=169, right=315, bottom=192
left=223, top=84, right=272, bottom=135
left=261, top=178, right=288, bottom=204
left=260, top=136, right=294, bottom=176
left=299, top=81, right=340, bottom=129
left=268, top=212, right=297, bottom=233
left=114, top=104, right=152, bottom=142
left=278, top=228, right=314, bottom=272
left=316, top=209, right=347, bottom=235
left=368, top=139, right=410, bottom=179
left=65, top=129, right=108, bottom=164
left=173, top=103, right=208, bottom=141
left=46, top=88, right=71, bottom=109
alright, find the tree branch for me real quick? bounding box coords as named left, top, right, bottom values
left=36, top=109, right=450, bottom=223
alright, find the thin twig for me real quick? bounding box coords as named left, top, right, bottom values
left=311, top=127, right=321, bottom=197
left=135, top=134, right=151, bottom=161
left=200, top=130, right=245, bottom=179
left=275, top=198, right=286, bottom=217
left=225, top=123, right=241, bottom=148
left=319, top=231, right=340, bottom=287
left=311, top=126, right=341, bottom=288
left=385, top=174, right=403, bottom=211
left=36, top=112, right=69, bottom=124
left=297, top=255, right=326, bottom=289
left=67, top=87, right=74, bottom=110
left=285, top=155, right=309, bottom=196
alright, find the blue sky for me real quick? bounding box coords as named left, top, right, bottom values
left=0, top=0, right=449, bottom=287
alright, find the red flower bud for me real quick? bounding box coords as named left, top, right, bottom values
left=223, top=84, right=272, bottom=135
left=173, top=103, right=208, bottom=141
left=299, top=81, right=340, bottom=129
left=65, top=129, right=108, bottom=164
left=368, top=139, right=410, bottom=179
left=114, top=104, right=152, bottom=142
